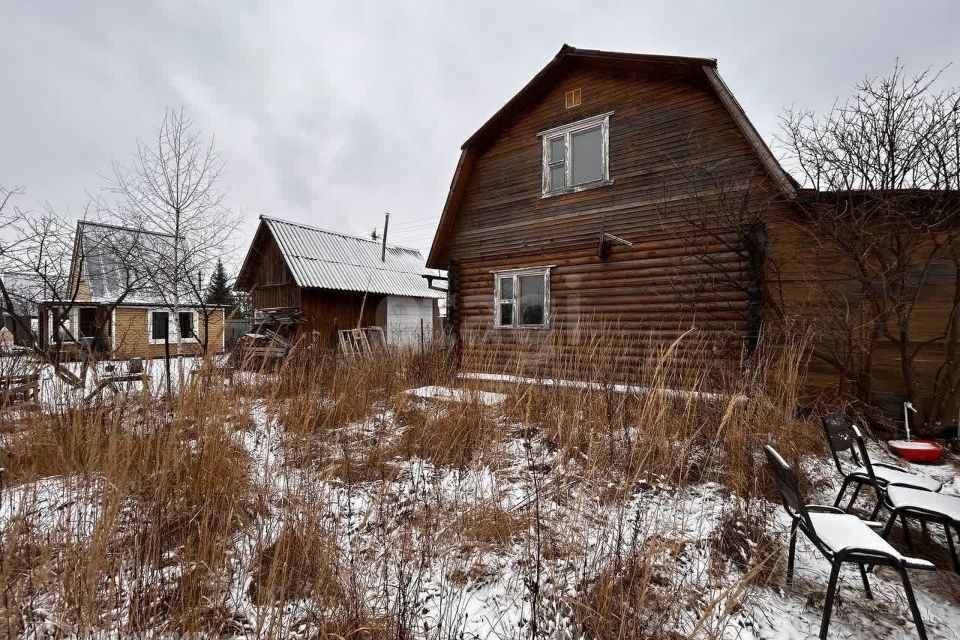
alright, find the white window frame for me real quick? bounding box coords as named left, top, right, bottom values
left=148, top=308, right=200, bottom=344
left=492, top=266, right=552, bottom=329
left=539, top=111, right=613, bottom=197
left=176, top=309, right=199, bottom=343
left=147, top=309, right=171, bottom=345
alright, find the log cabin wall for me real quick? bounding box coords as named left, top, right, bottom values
left=434, top=60, right=793, bottom=379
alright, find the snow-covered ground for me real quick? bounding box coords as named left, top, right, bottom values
left=2, top=376, right=959, bottom=639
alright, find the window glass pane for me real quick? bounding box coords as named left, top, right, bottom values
left=152, top=311, right=168, bottom=340
left=549, top=136, right=565, bottom=163
left=550, top=165, right=566, bottom=190
left=178, top=312, right=194, bottom=339
left=499, top=303, right=514, bottom=327
left=518, top=275, right=545, bottom=325
left=571, top=126, right=603, bottom=185
left=499, top=276, right=513, bottom=300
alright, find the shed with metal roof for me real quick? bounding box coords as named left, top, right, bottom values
left=235, top=215, right=443, bottom=349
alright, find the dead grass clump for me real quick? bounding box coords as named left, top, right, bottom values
left=572, top=539, right=694, bottom=640
left=249, top=521, right=342, bottom=605
left=452, top=505, right=521, bottom=550
left=707, top=502, right=782, bottom=586
left=396, top=400, right=499, bottom=469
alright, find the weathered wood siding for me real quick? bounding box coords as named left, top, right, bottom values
left=300, top=290, right=384, bottom=348
left=438, top=61, right=789, bottom=376
left=767, top=215, right=958, bottom=410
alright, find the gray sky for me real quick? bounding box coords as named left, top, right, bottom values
left=3, top=1, right=959, bottom=267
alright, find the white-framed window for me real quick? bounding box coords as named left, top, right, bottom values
left=539, top=111, right=612, bottom=197
left=493, top=267, right=551, bottom=329
left=148, top=309, right=170, bottom=344
left=148, top=309, right=199, bottom=344
left=177, top=310, right=197, bottom=342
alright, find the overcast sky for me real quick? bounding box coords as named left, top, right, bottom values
left=3, top=1, right=959, bottom=268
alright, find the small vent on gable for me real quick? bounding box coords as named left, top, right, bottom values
left=565, top=88, right=582, bottom=109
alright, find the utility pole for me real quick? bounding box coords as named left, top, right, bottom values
left=380, top=212, right=390, bottom=262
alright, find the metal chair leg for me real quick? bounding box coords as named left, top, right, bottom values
left=787, top=520, right=799, bottom=585
left=819, top=562, right=842, bottom=640
left=834, top=477, right=853, bottom=508
left=899, top=568, right=928, bottom=640
left=901, top=514, right=914, bottom=551
left=858, top=563, right=873, bottom=599
left=946, top=524, right=960, bottom=574
left=846, top=484, right=863, bottom=512
left=869, top=495, right=884, bottom=520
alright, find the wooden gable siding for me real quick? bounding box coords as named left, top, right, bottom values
left=245, top=229, right=301, bottom=311
left=441, top=62, right=790, bottom=375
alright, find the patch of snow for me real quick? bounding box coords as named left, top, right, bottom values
left=406, top=385, right=507, bottom=406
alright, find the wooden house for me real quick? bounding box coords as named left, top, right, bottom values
left=425, top=44, right=960, bottom=417
left=37, top=221, right=225, bottom=360
left=234, top=216, right=443, bottom=349
left=426, top=45, right=798, bottom=376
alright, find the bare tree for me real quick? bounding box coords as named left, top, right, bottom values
left=0, top=186, right=154, bottom=386
left=779, top=63, right=960, bottom=431
left=106, top=108, right=240, bottom=358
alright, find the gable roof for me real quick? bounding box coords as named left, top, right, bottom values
left=236, top=215, right=443, bottom=299
left=69, top=221, right=178, bottom=305
left=426, top=45, right=798, bottom=267
left=0, top=272, right=48, bottom=316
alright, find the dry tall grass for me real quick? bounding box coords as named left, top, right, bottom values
left=0, top=326, right=822, bottom=638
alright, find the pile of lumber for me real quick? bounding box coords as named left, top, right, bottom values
left=338, top=327, right=386, bottom=357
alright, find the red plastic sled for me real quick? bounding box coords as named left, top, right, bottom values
left=888, top=439, right=944, bottom=464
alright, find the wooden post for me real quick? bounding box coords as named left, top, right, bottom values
left=420, top=317, right=424, bottom=355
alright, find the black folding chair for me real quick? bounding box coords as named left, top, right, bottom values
left=764, top=445, right=935, bottom=640
left=821, top=413, right=941, bottom=517
left=881, top=483, right=960, bottom=574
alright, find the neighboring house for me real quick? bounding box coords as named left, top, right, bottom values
left=235, top=215, right=443, bottom=348
left=37, top=221, right=225, bottom=360
left=427, top=45, right=798, bottom=376
left=0, top=271, right=48, bottom=344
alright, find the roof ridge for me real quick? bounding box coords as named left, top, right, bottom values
left=259, top=214, right=423, bottom=255
left=78, top=220, right=175, bottom=239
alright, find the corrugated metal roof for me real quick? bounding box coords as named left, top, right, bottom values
left=261, top=216, right=443, bottom=299
left=76, top=222, right=177, bottom=304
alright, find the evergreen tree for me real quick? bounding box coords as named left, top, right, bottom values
left=206, top=259, right=235, bottom=310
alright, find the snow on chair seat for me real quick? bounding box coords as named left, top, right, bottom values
left=808, top=512, right=935, bottom=570
left=884, top=484, right=960, bottom=573
left=856, top=465, right=942, bottom=492
left=764, top=444, right=935, bottom=640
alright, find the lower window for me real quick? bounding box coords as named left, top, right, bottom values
left=494, top=267, right=550, bottom=328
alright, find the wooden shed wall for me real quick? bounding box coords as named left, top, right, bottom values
left=766, top=215, right=958, bottom=410
left=438, top=61, right=792, bottom=377
left=111, top=307, right=225, bottom=360
left=300, top=290, right=385, bottom=348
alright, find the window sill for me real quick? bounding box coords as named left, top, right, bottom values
left=148, top=338, right=198, bottom=345
left=494, top=324, right=550, bottom=331
left=541, top=179, right=614, bottom=199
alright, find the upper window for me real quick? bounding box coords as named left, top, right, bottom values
left=494, top=267, right=550, bottom=329
left=539, top=112, right=612, bottom=197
